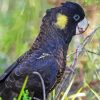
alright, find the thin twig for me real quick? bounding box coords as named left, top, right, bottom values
left=33, top=71, right=46, bottom=100
left=85, top=49, right=100, bottom=56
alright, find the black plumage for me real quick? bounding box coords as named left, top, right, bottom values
left=0, top=2, right=86, bottom=100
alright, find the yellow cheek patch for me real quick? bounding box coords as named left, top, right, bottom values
left=55, top=13, right=68, bottom=29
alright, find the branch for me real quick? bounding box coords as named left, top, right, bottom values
left=33, top=72, right=46, bottom=100
left=54, top=26, right=100, bottom=99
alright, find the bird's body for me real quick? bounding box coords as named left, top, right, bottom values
left=0, top=2, right=88, bottom=100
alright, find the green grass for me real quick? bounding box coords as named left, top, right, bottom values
left=18, top=76, right=29, bottom=100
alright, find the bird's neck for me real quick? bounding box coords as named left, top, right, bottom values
left=31, top=23, right=73, bottom=58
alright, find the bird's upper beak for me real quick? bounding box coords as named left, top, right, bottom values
left=76, top=18, right=89, bottom=35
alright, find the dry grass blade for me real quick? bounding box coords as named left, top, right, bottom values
left=69, top=93, right=86, bottom=99
left=61, top=75, right=75, bottom=100
left=69, top=87, right=85, bottom=100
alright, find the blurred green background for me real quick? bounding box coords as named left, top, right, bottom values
left=0, top=0, right=100, bottom=99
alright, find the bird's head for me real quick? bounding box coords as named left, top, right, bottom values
left=41, top=1, right=89, bottom=38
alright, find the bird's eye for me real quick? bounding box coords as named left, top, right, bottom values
left=73, top=14, right=80, bottom=21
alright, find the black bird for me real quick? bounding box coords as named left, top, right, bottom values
left=0, top=2, right=88, bottom=100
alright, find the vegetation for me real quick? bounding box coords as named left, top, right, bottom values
left=0, top=0, right=100, bottom=100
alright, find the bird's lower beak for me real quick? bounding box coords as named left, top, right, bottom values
left=76, top=18, right=89, bottom=35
